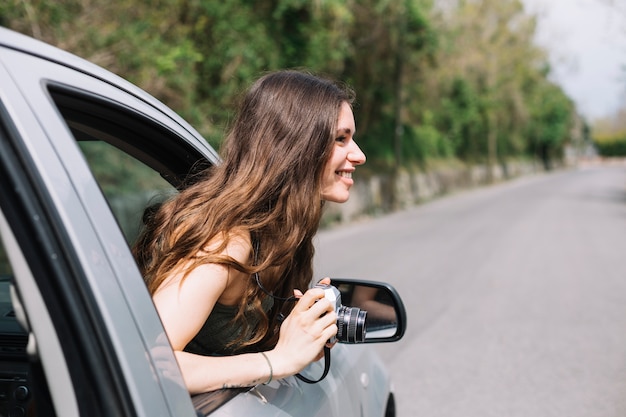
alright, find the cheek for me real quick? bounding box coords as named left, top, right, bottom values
left=320, top=145, right=345, bottom=189
left=321, top=166, right=334, bottom=190
left=325, top=147, right=342, bottom=172
left=320, top=164, right=338, bottom=196
left=322, top=156, right=336, bottom=180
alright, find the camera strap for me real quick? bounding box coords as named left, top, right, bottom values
left=295, top=346, right=331, bottom=384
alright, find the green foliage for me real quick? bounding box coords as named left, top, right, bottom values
left=438, top=77, right=485, bottom=160
left=593, top=134, right=626, bottom=157
left=1, top=0, right=582, bottom=170
left=354, top=115, right=397, bottom=170
left=406, top=110, right=452, bottom=163
left=526, top=82, right=574, bottom=168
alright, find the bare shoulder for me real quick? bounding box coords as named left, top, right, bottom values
left=153, top=228, right=251, bottom=303
left=151, top=260, right=231, bottom=349
left=204, top=227, right=252, bottom=264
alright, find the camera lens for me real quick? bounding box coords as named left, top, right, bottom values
left=336, top=306, right=367, bottom=343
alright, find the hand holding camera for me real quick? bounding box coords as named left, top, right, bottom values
left=269, top=279, right=338, bottom=375
left=313, top=282, right=367, bottom=344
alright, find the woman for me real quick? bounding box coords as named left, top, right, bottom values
left=133, top=70, right=366, bottom=394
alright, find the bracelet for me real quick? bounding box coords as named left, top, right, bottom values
left=260, top=352, right=273, bottom=385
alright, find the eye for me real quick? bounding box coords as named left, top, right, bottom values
left=335, top=135, right=347, bottom=144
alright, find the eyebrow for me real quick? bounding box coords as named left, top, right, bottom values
left=336, top=127, right=354, bottom=136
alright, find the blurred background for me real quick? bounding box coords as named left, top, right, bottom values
left=2, top=0, right=624, bottom=221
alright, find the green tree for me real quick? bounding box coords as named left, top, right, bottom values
left=526, top=82, right=574, bottom=169
left=438, top=76, right=484, bottom=159
left=1, top=0, right=205, bottom=135
left=0, top=0, right=580, bottom=171
left=343, top=0, right=437, bottom=169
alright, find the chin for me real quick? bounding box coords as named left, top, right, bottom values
left=323, top=193, right=350, bottom=204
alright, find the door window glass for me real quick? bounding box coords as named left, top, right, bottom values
left=47, top=85, right=210, bottom=246
left=1, top=75, right=210, bottom=417
left=77, top=140, right=175, bottom=244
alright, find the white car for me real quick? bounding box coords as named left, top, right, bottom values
left=0, top=27, right=406, bottom=417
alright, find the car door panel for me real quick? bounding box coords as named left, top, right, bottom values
left=1, top=35, right=390, bottom=417
left=0, top=52, right=195, bottom=417
left=2, top=49, right=341, bottom=417
left=213, top=343, right=389, bottom=417
left=2, top=51, right=368, bottom=416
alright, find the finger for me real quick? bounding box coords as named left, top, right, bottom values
left=318, top=310, right=338, bottom=328
left=293, top=289, right=303, bottom=298
left=292, top=287, right=326, bottom=312
left=306, top=306, right=337, bottom=332
left=322, top=323, right=339, bottom=342
left=307, top=297, right=334, bottom=317
left=319, top=321, right=338, bottom=334
left=317, top=277, right=331, bottom=286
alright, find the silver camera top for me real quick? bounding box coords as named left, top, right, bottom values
left=314, top=283, right=342, bottom=311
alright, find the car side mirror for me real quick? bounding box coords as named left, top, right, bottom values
left=331, top=278, right=407, bottom=343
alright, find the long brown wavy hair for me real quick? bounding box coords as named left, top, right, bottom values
left=132, top=70, right=355, bottom=351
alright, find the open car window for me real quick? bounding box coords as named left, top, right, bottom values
left=0, top=78, right=216, bottom=417
left=48, top=85, right=212, bottom=245
left=45, top=85, right=253, bottom=415
left=45, top=85, right=246, bottom=415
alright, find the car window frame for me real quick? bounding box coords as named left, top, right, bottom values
left=47, top=84, right=261, bottom=416
left=0, top=98, right=127, bottom=417
left=43, top=81, right=261, bottom=417
left=48, top=83, right=212, bottom=190
left=0, top=48, right=200, bottom=417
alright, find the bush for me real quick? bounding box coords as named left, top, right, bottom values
left=593, top=134, right=626, bottom=157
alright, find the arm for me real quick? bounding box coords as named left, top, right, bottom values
left=152, top=238, right=337, bottom=393
left=172, top=286, right=337, bottom=393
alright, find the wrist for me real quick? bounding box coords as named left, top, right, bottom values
left=264, top=349, right=292, bottom=380
left=259, top=352, right=273, bottom=384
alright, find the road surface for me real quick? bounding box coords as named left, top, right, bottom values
left=314, top=164, right=626, bottom=417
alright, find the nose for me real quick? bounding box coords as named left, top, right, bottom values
left=348, top=141, right=366, bottom=166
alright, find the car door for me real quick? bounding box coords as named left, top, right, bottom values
left=0, top=37, right=379, bottom=417
left=0, top=45, right=202, bottom=417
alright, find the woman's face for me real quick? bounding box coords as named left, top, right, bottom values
left=321, top=101, right=366, bottom=203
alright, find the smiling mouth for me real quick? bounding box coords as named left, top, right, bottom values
left=336, top=171, right=353, bottom=179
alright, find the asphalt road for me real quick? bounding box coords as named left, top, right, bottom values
left=313, top=163, right=626, bottom=417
